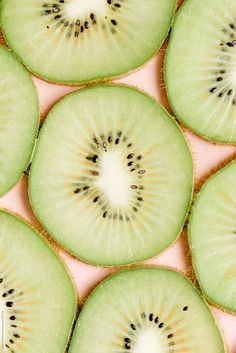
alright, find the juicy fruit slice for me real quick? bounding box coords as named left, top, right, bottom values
left=0, top=45, right=39, bottom=196
left=0, top=210, right=76, bottom=352
left=189, top=161, right=236, bottom=313
left=29, top=85, right=193, bottom=266
left=166, top=0, right=236, bottom=143
left=68, top=267, right=225, bottom=353
left=1, top=0, right=176, bottom=85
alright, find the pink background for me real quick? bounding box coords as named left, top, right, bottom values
left=1, top=1, right=236, bottom=351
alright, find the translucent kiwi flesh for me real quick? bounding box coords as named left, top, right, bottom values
left=165, top=0, right=236, bottom=143
left=0, top=210, right=76, bottom=352
left=29, top=85, right=193, bottom=266
left=189, top=160, right=236, bottom=313
left=68, top=267, right=225, bottom=353
left=1, top=0, right=176, bottom=84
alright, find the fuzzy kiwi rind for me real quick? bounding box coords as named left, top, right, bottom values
left=28, top=83, right=194, bottom=268
left=164, top=0, right=236, bottom=146
left=188, top=159, right=236, bottom=316
left=0, top=208, right=78, bottom=353
left=68, top=265, right=227, bottom=353
left=0, top=1, right=177, bottom=86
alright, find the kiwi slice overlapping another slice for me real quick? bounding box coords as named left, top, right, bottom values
left=29, top=85, right=193, bottom=266
left=0, top=210, right=76, bottom=352
left=0, top=0, right=176, bottom=85
left=165, top=0, right=236, bottom=144
left=68, top=267, right=225, bottom=353
left=189, top=161, right=236, bottom=313
left=0, top=45, right=39, bottom=196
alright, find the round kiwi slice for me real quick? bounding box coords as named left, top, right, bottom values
left=165, top=0, right=236, bottom=144
left=0, top=45, right=39, bottom=196
left=29, top=85, right=193, bottom=266
left=189, top=160, right=236, bottom=313
left=0, top=209, right=77, bottom=352
left=0, top=0, right=176, bottom=85
left=68, top=267, right=225, bottom=353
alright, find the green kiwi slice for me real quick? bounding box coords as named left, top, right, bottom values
left=189, top=161, right=236, bottom=313
left=68, top=267, right=225, bottom=353
left=29, top=85, right=193, bottom=266
left=0, top=209, right=76, bottom=352
left=165, top=0, right=236, bottom=144
left=0, top=45, right=39, bottom=196
left=0, top=0, right=176, bottom=85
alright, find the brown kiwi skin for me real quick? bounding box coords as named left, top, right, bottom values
left=72, top=265, right=228, bottom=353
left=0, top=208, right=79, bottom=353
left=188, top=158, right=236, bottom=317
left=164, top=0, right=236, bottom=146
left=0, top=1, right=177, bottom=87
left=28, top=82, right=194, bottom=268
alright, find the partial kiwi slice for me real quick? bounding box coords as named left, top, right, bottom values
left=0, top=0, right=176, bottom=85
left=0, top=209, right=76, bottom=352
left=68, top=267, right=225, bottom=353
left=29, top=85, right=193, bottom=266
left=165, top=0, right=236, bottom=144
left=189, top=161, right=236, bottom=313
left=0, top=45, right=39, bottom=196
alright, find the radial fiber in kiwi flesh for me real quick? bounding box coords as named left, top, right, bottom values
left=29, top=85, right=193, bottom=266
left=0, top=45, right=39, bottom=196
left=0, top=210, right=76, bottom=352
left=165, top=0, right=236, bottom=144
left=68, top=267, right=225, bottom=353
left=0, top=0, right=176, bottom=85
left=189, top=160, right=236, bottom=313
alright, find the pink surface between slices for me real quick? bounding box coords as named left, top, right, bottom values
left=1, top=4, right=236, bottom=351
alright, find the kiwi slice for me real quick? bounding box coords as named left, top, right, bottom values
left=165, top=0, right=236, bottom=144
left=189, top=160, right=236, bottom=313
left=0, top=45, right=39, bottom=196
left=0, top=209, right=77, bottom=352
left=68, top=267, right=225, bottom=353
left=29, top=85, right=193, bottom=266
left=0, top=0, right=176, bottom=85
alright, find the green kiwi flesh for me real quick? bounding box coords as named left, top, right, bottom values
left=189, top=160, right=236, bottom=313
left=0, top=0, right=176, bottom=85
left=0, top=45, right=39, bottom=196
left=0, top=210, right=76, bottom=352
left=29, top=85, right=193, bottom=266
left=165, top=0, right=236, bottom=144
left=68, top=267, right=225, bottom=353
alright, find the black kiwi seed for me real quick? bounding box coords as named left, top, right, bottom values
left=124, top=338, right=131, bottom=343
left=6, top=301, right=13, bottom=307
left=85, top=21, right=89, bottom=29
left=115, top=138, right=119, bottom=144
left=131, top=185, right=137, bottom=189
left=149, top=313, right=153, bottom=321
left=74, top=188, right=80, bottom=194
left=226, top=42, right=234, bottom=47
left=130, top=323, right=136, bottom=331
left=64, top=21, right=69, bottom=27
left=183, top=306, right=189, bottom=311
left=127, top=153, right=134, bottom=159
left=76, top=19, right=80, bottom=26
left=103, top=211, right=108, bottom=218
left=114, top=3, right=121, bottom=7
left=158, top=322, right=164, bottom=328
left=111, top=19, right=117, bottom=26
left=217, top=77, right=223, bottom=81
left=230, top=23, right=235, bottom=29
left=93, top=196, right=99, bottom=203
left=154, top=316, right=159, bottom=323
left=125, top=344, right=131, bottom=350
left=209, top=87, right=217, bottom=93
left=228, top=89, right=233, bottom=95
left=168, top=334, right=174, bottom=339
